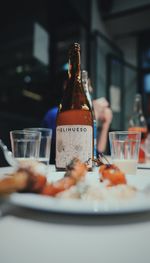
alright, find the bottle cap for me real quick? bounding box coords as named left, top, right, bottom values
left=135, top=93, right=142, bottom=100
left=69, top=43, right=80, bottom=56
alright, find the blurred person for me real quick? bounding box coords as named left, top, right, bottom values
left=82, top=72, right=113, bottom=154
left=93, top=98, right=113, bottom=153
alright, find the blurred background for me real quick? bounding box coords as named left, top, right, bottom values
left=0, top=0, right=150, bottom=163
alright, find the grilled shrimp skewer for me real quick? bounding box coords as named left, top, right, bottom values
left=99, top=164, right=126, bottom=186
left=0, top=158, right=87, bottom=196
left=41, top=158, right=87, bottom=196
left=0, top=166, right=46, bottom=195
left=92, top=154, right=127, bottom=186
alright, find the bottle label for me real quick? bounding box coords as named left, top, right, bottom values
left=56, top=125, right=93, bottom=168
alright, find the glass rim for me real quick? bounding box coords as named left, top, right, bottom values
left=10, top=130, right=41, bottom=135
left=24, top=127, right=52, bottom=133
left=109, top=131, right=141, bottom=135
left=24, top=127, right=53, bottom=138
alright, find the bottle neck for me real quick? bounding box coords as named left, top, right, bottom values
left=129, top=95, right=147, bottom=128
left=68, top=51, right=81, bottom=80
left=133, top=99, right=143, bottom=114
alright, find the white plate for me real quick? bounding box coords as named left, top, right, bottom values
left=5, top=167, right=150, bottom=215
left=138, top=163, right=150, bottom=169
left=9, top=192, right=150, bottom=215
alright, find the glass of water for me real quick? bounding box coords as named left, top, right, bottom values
left=10, top=130, right=41, bottom=163
left=24, top=128, right=52, bottom=169
left=109, top=131, right=141, bottom=174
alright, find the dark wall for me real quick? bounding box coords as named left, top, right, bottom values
left=0, top=0, right=91, bottom=165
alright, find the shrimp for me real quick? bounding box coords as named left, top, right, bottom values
left=99, top=164, right=126, bottom=186
left=92, top=155, right=126, bottom=186
left=0, top=171, right=28, bottom=195
left=41, top=158, right=87, bottom=196
left=0, top=158, right=87, bottom=196
left=0, top=166, right=47, bottom=195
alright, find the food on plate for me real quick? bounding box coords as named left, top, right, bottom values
left=81, top=184, right=136, bottom=201
left=20, top=167, right=46, bottom=193
left=0, top=165, right=46, bottom=195
left=56, top=178, right=136, bottom=201
left=0, top=158, right=139, bottom=202
left=41, top=158, right=87, bottom=196
left=0, top=158, right=87, bottom=196
left=92, top=155, right=126, bottom=186
left=99, top=164, right=127, bottom=186
left=0, top=171, right=28, bottom=195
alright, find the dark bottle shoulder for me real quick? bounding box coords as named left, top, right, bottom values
left=60, top=79, right=92, bottom=111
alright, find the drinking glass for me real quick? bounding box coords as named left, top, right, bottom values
left=24, top=128, right=52, bottom=169
left=10, top=130, right=41, bottom=163
left=109, top=131, right=141, bottom=174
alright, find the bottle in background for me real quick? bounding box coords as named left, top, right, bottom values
left=82, top=70, right=97, bottom=160
left=144, top=134, right=150, bottom=161
left=82, top=70, right=92, bottom=107
left=128, top=93, right=148, bottom=163
left=56, top=43, right=93, bottom=170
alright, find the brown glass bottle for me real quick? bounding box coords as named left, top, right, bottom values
left=128, top=93, right=148, bottom=163
left=56, top=43, right=93, bottom=170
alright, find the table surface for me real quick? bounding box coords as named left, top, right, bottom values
left=1, top=166, right=150, bottom=263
